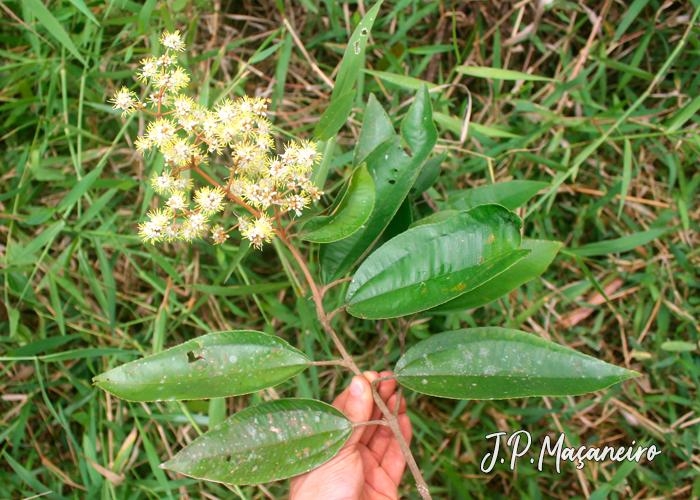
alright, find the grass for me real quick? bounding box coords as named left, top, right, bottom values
left=1, top=0, right=699, bottom=498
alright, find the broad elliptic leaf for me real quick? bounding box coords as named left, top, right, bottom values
left=434, top=239, right=562, bottom=310
left=162, top=399, right=352, bottom=485
left=408, top=209, right=460, bottom=228
left=345, top=205, right=528, bottom=319
left=93, top=331, right=309, bottom=401
left=395, top=327, right=639, bottom=399
left=443, top=180, right=548, bottom=211
left=321, top=86, right=438, bottom=282
left=300, top=165, right=375, bottom=243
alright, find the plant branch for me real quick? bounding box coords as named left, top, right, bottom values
left=309, top=359, right=350, bottom=367
left=192, top=164, right=260, bottom=217
left=353, top=419, right=390, bottom=428
left=276, top=230, right=432, bottom=500
left=276, top=230, right=361, bottom=377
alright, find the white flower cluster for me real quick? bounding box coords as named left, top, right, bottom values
left=110, top=30, right=323, bottom=247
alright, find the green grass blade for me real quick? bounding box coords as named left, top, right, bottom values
left=364, top=69, right=437, bottom=90
left=613, top=0, right=652, bottom=42
left=618, top=138, right=633, bottom=217
left=313, top=0, right=383, bottom=140
left=456, top=65, right=552, bottom=81
left=24, top=0, right=86, bottom=64
left=664, top=95, right=700, bottom=133
left=567, top=228, right=667, bottom=257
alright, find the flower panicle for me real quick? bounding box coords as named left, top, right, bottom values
left=113, top=30, right=323, bottom=248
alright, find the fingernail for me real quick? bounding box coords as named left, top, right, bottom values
left=350, top=377, right=364, bottom=397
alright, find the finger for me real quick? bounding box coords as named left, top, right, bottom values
left=366, top=392, right=405, bottom=458
left=381, top=411, right=413, bottom=486
left=361, top=371, right=397, bottom=445
left=331, top=384, right=350, bottom=412
left=363, top=371, right=380, bottom=384
left=362, top=457, right=397, bottom=498
left=377, top=377, right=397, bottom=406
left=332, top=371, right=376, bottom=413
left=333, top=374, right=374, bottom=446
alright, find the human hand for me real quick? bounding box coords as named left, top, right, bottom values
left=289, top=371, right=412, bottom=500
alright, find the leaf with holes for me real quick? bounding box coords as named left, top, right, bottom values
left=92, top=331, right=309, bottom=401
left=314, top=1, right=383, bottom=140
left=300, top=164, right=375, bottom=243
left=162, top=399, right=352, bottom=484
left=321, top=86, right=437, bottom=281
left=345, top=205, right=528, bottom=319
left=395, top=327, right=639, bottom=399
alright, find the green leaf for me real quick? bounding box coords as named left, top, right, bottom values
left=57, top=165, right=103, bottom=214
left=345, top=205, right=528, bottom=319
left=321, top=86, right=437, bottom=281
left=162, top=399, right=352, bottom=485
left=395, top=327, right=639, bottom=399
left=617, top=138, right=633, bottom=217
left=456, top=65, right=552, bottom=81
left=67, top=0, right=100, bottom=25
left=354, top=94, right=395, bottom=164
left=301, top=164, right=375, bottom=243
left=313, top=91, right=355, bottom=142
left=664, top=94, right=700, bottom=133
left=364, top=69, right=437, bottom=90
left=567, top=228, right=667, bottom=257
left=401, top=86, right=438, bottom=160
left=434, top=239, right=563, bottom=310
left=660, top=341, right=697, bottom=353
left=380, top=198, right=413, bottom=242
left=313, top=1, right=383, bottom=140
left=93, top=331, right=309, bottom=401
left=6, top=220, right=65, bottom=268
left=613, top=0, right=651, bottom=42
left=443, top=180, right=549, bottom=211
left=410, top=153, right=444, bottom=197
left=24, top=0, right=86, bottom=64
left=409, top=210, right=460, bottom=228
left=433, top=111, right=521, bottom=139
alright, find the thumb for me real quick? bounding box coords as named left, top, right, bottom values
left=336, top=375, right=374, bottom=446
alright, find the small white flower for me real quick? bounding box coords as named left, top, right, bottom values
left=240, top=215, right=274, bottom=249
left=156, top=67, right=189, bottom=92
left=283, top=194, right=309, bottom=217
left=180, top=211, right=209, bottom=240
left=146, top=119, right=177, bottom=147
left=171, top=177, right=193, bottom=193
left=160, top=30, right=186, bottom=52
left=138, top=57, right=160, bottom=82
left=110, top=87, right=138, bottom=115
left=194, top=186, right=225, bottom=214
left=211, top=225, right=228, bottom=244
left=163, top=138, right=194, bottom=167
left=138, top=209, right=171, bottom=243
left=166, top=192, right=188, bottom=211
left=215, top=99, right=238, bottom=122
left=296, top=141, right=319, bottom=168
left=151, top=170, right=175, bottom=194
